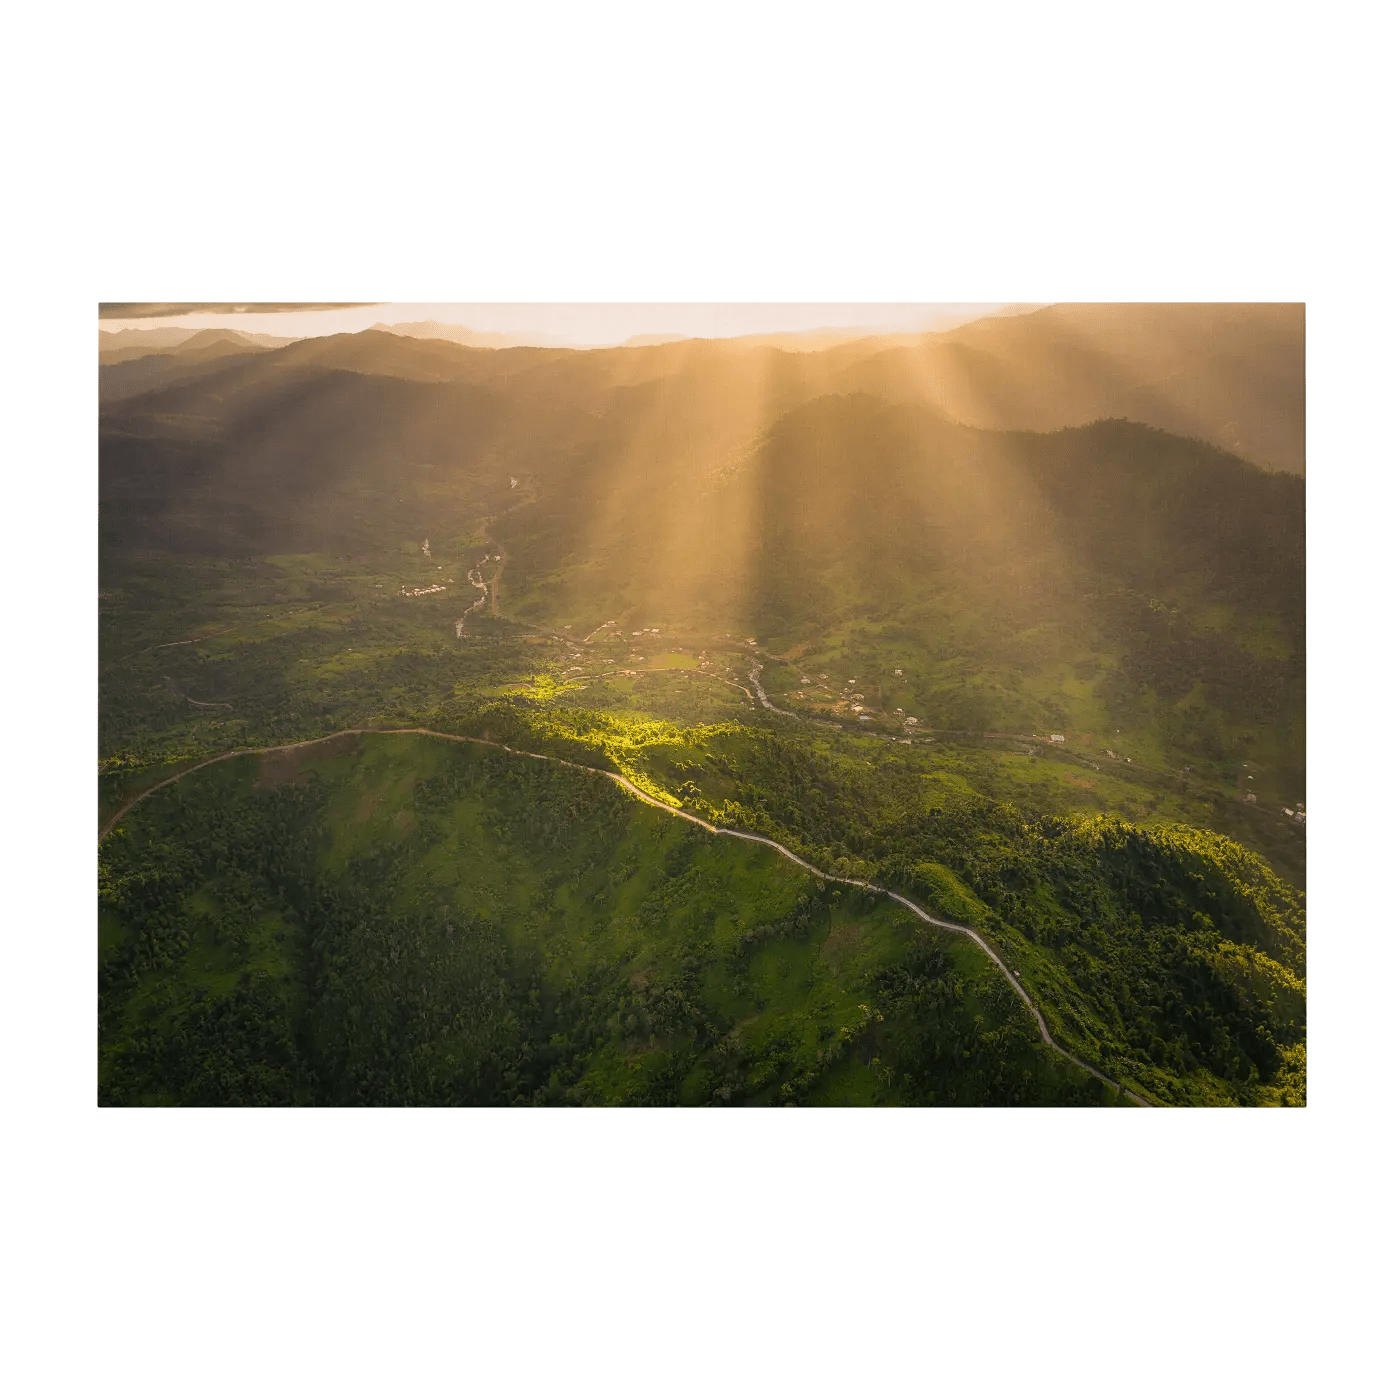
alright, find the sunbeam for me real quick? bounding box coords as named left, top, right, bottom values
left=98, top=302, right=1306, bottom=1111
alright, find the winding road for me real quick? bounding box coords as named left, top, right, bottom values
left=95, top=728, right=1148, bottom=1097
left=99, top=726, right=1151, bottom=1106
left=749, top=662, right=800, bottom=718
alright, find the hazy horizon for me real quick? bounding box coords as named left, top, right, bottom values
left=98, top=302, right=1016, bottom=347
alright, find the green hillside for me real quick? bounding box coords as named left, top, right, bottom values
left=98, top=732, right=1119, bottom=1107
left=100, top=715, right=1304, bottom=1106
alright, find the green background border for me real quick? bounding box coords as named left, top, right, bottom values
left=10, top=5, right=1388, bottom=1394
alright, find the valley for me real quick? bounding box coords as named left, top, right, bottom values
left=98, top=304, right=1306, bottom=1106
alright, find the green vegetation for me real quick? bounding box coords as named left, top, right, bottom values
left=100, top=722, right=1303, bottom=1105
left=99, top=734, right=1117, bottom=1106
left=543, top=706, right=1305, bottom=1105
left=98, top=311, right=1305, bottom=1106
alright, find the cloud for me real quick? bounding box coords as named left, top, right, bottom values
left=97, top=303, right=379, bottom=320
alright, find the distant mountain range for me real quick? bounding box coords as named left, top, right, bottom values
left=348, top=305, right=1042, bottom=353
left=98, top=303, right=1303, bottom=474
left=99, top=326, right=297, bottom=370
left=100, top=326, right=296, bottom=352
left=369, top=320, right=584, bottom=350
left=97, top=327, right=305, bottom=402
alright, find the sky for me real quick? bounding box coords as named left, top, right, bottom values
left=97, top=302, right=1013, bottom=347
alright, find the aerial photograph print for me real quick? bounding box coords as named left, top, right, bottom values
left=97, top=301, right=1306, bottom=1108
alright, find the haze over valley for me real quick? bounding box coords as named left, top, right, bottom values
left=98, top=303, right=1306, bottom=1108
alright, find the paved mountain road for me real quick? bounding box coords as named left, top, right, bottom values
left=99, top=725, right=1151, bottom=1106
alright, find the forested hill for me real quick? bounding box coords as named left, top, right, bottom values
left=491, top=392, right=1302, bottom=657
left=832, top=303, right=1305, bottom=474
left=98, top=731, right=1303, bottom=1106
left=725, top=396, right=1304, bottom=634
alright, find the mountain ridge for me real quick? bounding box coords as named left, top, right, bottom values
left=98, top=304, right=1304, bottom=473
